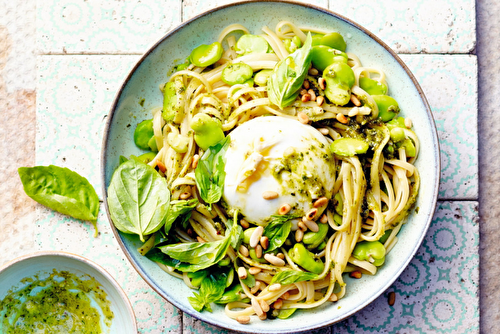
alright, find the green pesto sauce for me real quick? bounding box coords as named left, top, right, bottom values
left=0, top=269, right=114, bottom=334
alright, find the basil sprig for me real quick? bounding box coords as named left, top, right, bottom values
left=263, top=214, right=301, bottom=253
left=270, top=270, right=318, bottom=285
left=188, top=268, right=230, bottom=312
left=195, top=136, right=230, bottom=208
left=164, top=199, right=198, bottom=234
left=107, top=159, right=171, bottom=242
left=18, top=165, right=100, bottom=236
left=268, top=33, right=313, bottom=109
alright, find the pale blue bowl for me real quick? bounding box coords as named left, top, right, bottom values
left=0, top=251, right=137, bottom=334
left=102, top=1, right=440, bottom=332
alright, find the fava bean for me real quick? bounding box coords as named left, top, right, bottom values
left=254, top=69, right=273, bottom=86
left=190, top=113, right=225, bottom=151
left=390, top=127, right=405, bottom=143
left=359, top=77, right=388, bottom=96
left=311, top=34, right=324, bottom=46
left=330, top=138, right=369, bottom=157
left=134, top=119, right=154, bottom=150
left=162, top=76, right=185, bottom=124
left=372, top=95, right=400, bottom=122
left=353, top=241, right=386, bottom=266
left=167, top=132, right=189, bottom=153
left=320, top=32, right=346, bottom=52
left=190, top=42, right=223, bottom=67
left=311, top=45, right=348, bottom=72
left=236, top=34, right=269, bottom=56
left=323, top=62, right=355, bottom=106
left=399, top=138, right=416, bottom=157
left=303, top=221, right=329, bottom=249
left=289, top=243, right=324, bottom=274
left=222, top=63, right=253, bottom=85
left=243, top=227, right=257, bottom=245
left=333, top=193, right=343, bottom=216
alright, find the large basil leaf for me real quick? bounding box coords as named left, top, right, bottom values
left=264, top=214, right=301, bottom=253
left=188, top=268, right=230, bottom=312
left=195, top=136, right=230, bottom=207
left=270, top=270, right=318, bottom=285
left=159, top=219, right=241, bottom=272
left=268, top=33, right=313, bottom=109
left=18, top=165, right=99, bottom=234
left=164, top=199, right=198, bottom=234
left=107, top=159, right=170, bottom=242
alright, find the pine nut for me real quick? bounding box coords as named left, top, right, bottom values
left=260, top=236, right=269, bottom=250
left=264, top=254, right=286, bottom=266
left=319, top=127, right=329, bottom=135
left=197, top=236, right=206, bottom=243
left=273, top=298, right=283, bottom=310
left=348, top=109, right=359, bottom=117
left=179, top=191, right=191, bottom=200
left=302, top=217, right=319, bottom=232
left=238, top=267, right=248, bottom=279
left=303, top=80, right=310, bottom=89
left=250, top=281, right=261, bottom=294
left=240, top=218, right=250, bottom=229
left=262, top=191, right=279, bottom=200
left=237, top=315, right=251, bottom=324
left=250, top=226, right=264, bottom=248
left=405, top=118, right=413, bottom=129
left=281, top=291, right=290, bottom=300
left=350, top=94, right=361, bottom=106
left=269, top=283, right=282, bottom=291
left=300, top=88, right=307, bottom=95
left=298, top=111, right=309, bottom=124
left=301, top=93, right=311, bottom=102
left=349, top=271, right=362, bottom=279
left=239, top=245, right=249, bottom=257
left=320, top=214, right=328, bottom=224
left=279, top=203, right=291, bottom=215
left=388, top=291, right=396, bottom=306
left=191, top=154, right=200, bottom=169
left=258, top=313, right=267, bottom=320
left=316, top=95, right=324, bottom=106
left=249, top=267, right=261, bottom=275
left=295, top=229, right=304, bottom=242
left=277, top=252, right=285, bottom=260
left=251, top=297, right=264, bottom=316
left=157, top=161, right=167, bottom=173
left=329, top=293, right=338, bottom=302
left=308, top=89, right=316, bottom=102
left=314, top=197, right=328, bottom=208
left=336, top=113, right=349, bottom=124
left=308, top=68, right=319, bottom=76
left=255, top=244, right=263, bottom=258
left=306, top=208, right=318, bottom=220
left=259, top=300, right=270, bottom=313
left=298, top=221, right=307, bottom=231
left=318, top=77, right=326, bottom=90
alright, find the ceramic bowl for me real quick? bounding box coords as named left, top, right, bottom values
left=101, top=1, right=440, bottom=332
left=0, top=251, right=137, bottom=333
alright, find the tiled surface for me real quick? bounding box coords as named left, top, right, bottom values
left=0, top=0, right=487, bottom=333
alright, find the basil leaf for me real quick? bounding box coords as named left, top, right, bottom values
left=159, top=218, right=241, bottom=272
left=195, top=136, right=230, bottom=207
left=263, top=214, right=301, bottom=253
left=268, top=33, right=313, bottom=109
left=164, top=199, right=198, bottom=234
left=241, top=271, right=256, bottom=288
left=18, top=165, right=99, bottom=234
left=107, top=159, right=170, bottom=242
left=270, top=270, right=318, bottom=285
left=188, top=269, right=229, bottom=312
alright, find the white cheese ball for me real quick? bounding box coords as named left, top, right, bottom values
left=223, top=116, right=335, bottom=225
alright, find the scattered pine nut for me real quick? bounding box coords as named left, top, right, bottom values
left=251, top=297, right=264, bottom=316
left=260, top=236, right=269, bottom=250
left=306, top=208, right=318, bottom=220
left=249, top=267, right=261, bottom=275
left=303, top=80, right=310, bottom=89
left=239, top=245, right=249, bottom=257
left=295, top=229, right=304, bottom=242
left=349, top=271, right=362, bottom=279
left=250, top=226, right=264, bottom=248
left=308, top=89, right=317, bottom=102
left=255, top=244, right=263, bottom=258
left=318, top=77, right=326, bottom=90
left=298, top=221, right=307, bottom=232
left=336, top=113, right=349, bottom=124
left=348, top=109, right=359, bottom=117
left=237, top=315, right=251, bottom=324
left=308, top=68, right=319, bottom=76
left=264, top=253, right=286, bottom=266
left=196, top=236, right=206, bottom=243
left=238, top=267, right=248, bottom=279
left=281, top=291, right=290, bottom=300
left=350, top=94, right=361, bottom=106
left=259, top=300, right=270, bottom=313
left=388, top=292, right=396, bottom=306
left=276, top=252, right=285, bottom=260
left=319, top=127, right=329, bottom=135
left=405, top=118, right=413, bottom=129
left=300, top=88, right=308, bottom=95
left=320, top=214, right=328, bottom=224
left=279, top=203, right=292, bottom=215
left=268, top=283, right=282, bottom=291
left=316, top=95, right=324, bottom=106
left=273, top=299, right=283, bottom=310
left=179, top=191, right=191, bottom=200
left=250, top=281, right=262, bottom=294
left=258, top=313, right=267, bottom=321
left=314, top=197, right=328, bottom=208
left=191, top=154, right=200, bottom=169
left=262, top=191, right=279, bottom=200
left=302, top=217, right=319, bottom=232
left=329, top=293, right=338, bottom=302
left=297, top=111, right=309, bottom=124
left=240, top=218, right=250, bottom=229
left=157, top=161, right=167, bottom=173
left=301, top=93, right=311, bottom=102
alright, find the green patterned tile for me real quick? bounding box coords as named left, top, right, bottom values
left=36, top=0, right=182, bottom=53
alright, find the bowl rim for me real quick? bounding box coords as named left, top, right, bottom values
left=101, top=0, right=441, bottom=332
left=0, top=250, right=138, bottom=333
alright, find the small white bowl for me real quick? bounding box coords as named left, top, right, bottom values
left=0, top=251, right=137, bottom=334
